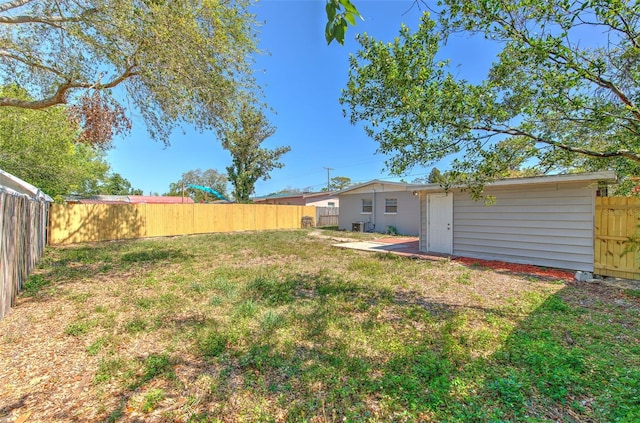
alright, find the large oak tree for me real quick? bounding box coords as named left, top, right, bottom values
left=341, top=0, right=640, bottom=196
left=0, top=0, right=259, bottom=147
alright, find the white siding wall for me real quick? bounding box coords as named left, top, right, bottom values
left=307, top=197, right=339, bottom=207
left=338, top=191, right=420, bottom=235
left=451, top=183, right=595, bottom=271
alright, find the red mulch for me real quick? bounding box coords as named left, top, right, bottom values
left=374, top=237, right=575, bottom=281
left=454, top=257, right=575, bottom=281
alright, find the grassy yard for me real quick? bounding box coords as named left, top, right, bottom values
left=1, top=230, right=638, bottom=422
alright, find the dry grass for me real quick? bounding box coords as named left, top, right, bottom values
left=0, top=229, right=638, bottom=422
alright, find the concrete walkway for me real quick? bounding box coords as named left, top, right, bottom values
left=333, top=237, right=450, bottom=261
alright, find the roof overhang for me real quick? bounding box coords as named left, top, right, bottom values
left=336, top=180, right=413, bottom=196
left=407, top=171, right=618, bottom=193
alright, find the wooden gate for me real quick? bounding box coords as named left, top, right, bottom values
left=594, top=197, right=640, bottom=279
left=316, top=207, right=339, bottom=227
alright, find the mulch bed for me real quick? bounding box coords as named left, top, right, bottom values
left=375, top=237, right=576, bottom=281
left=454, top=256, right=576, bottom=281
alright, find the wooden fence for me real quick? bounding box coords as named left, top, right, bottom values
left=316, top=206, right=339, bottom=227
left=594, top=196, right=640, bottom=279
left=1, top=192, right=48, bottom=320
left=48, top=203, right=317, bottom=245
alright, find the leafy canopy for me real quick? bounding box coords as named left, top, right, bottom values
left=341, top=1, right=640, bottom=196
left=324, top=176, right=352, bottom=191
left=101, top=173, right=143, bottom=196
left=0, top=0, right=259, bottom=146
left=218, top=104, right=290, bottom=203
left=0, top=85, right=111, bottom=200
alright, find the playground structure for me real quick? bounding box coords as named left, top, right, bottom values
left=187, top=184, right=230, bottom=202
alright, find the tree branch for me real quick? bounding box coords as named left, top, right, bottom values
left=487, top=6, right=640, bottom=122
left=0, top=8, right=96, bottom=25
left=0, top=65, right=138, bottom=109
left=0, top=49, right=67, bottom=78
left=0, top=0, right=34, bottom=14
left=473, top=125, right=640, bottom=163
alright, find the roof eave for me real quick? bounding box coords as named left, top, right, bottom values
left=408, top=171, right=618, bottom=192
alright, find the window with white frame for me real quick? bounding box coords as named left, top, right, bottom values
left=385, top=198, right=397, bottom=213
left=361, top=198, right=372, bottom=213
left=327, top=202, right=336, bottom=208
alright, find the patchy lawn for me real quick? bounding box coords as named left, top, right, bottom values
left=1, top=230, right=638, bottom=422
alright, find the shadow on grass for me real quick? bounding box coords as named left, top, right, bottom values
left=120, top=248, right=193, bottom=264
left=21, top=243, right=195, bottom=298
left=96, top=267, right=639, bottom=422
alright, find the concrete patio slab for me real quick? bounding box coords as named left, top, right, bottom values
left=333, top=237, right=449, bottom=261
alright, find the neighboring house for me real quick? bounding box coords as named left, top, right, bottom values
left=411, top=171, right=617, bottom=272
left=66, top=195, right=195, bottom=204
left=252, top=192, right=339, bottom=207
left=337, top=180, right=420, bottom=236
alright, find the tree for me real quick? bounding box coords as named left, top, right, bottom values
left=166, top=169, right=228, bottom=203
left=219, top=104, right=290, bottom=203
left=322, top=176, right=352, bottom=191
left=271, top=186, right=303, bottom=195
left=0, top=85, right=110, bottom=200
left=341, top=2, right=640, bottom=197
left=100, top=173, right=143, bottom=195
left=427, top=168, right=444, bottom=184
left=0, top=0, right=259, bottom=147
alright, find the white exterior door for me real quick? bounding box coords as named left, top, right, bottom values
left=427, top=193, right=453, bottom=254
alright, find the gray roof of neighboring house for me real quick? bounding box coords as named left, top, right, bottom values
left=252, top=191, right=337, bottom=201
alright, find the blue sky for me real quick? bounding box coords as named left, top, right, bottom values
left=106, top=0, right=498, bottom=196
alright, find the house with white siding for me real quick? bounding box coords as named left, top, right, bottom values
left=337, top=180, right=420, bottom=235
left=252, top=192, right=338, bottom=207
left=411, top=171, right=617, bottom=272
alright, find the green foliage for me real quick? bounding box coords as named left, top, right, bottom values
left=0, top=0, right=260, bottom=146
left=324, top=175, right=352, bottom=191
left=0, top=85, right=112, bottom=199
left=165, top=168, right=228, bottom=202
left=141, top=353, right=174, bottom=383
left=141, top=388, right=165, bottom=413
left=100, top=173, right=143, bottom=195
left=64, top=321, right=90, bottom=336
left=21, top=274, right=51, bottom=297
left=218, top=103, right=291, bottom=203
left=427, top=167, right=444, bottom=184
left=341, top=2, right=640, bottom=197
left=325, top=0, right=362, bottom=45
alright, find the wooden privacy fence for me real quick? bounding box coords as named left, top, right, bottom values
left=316, top=206, right=339, bottom=227
left=49, top=203, right=317, bottom=245
left=594, top=196, right=640, bottom=279
left=1, top=192, right=48, bottom=320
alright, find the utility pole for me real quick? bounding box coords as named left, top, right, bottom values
left=324, top=167, right=334, bottom=191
